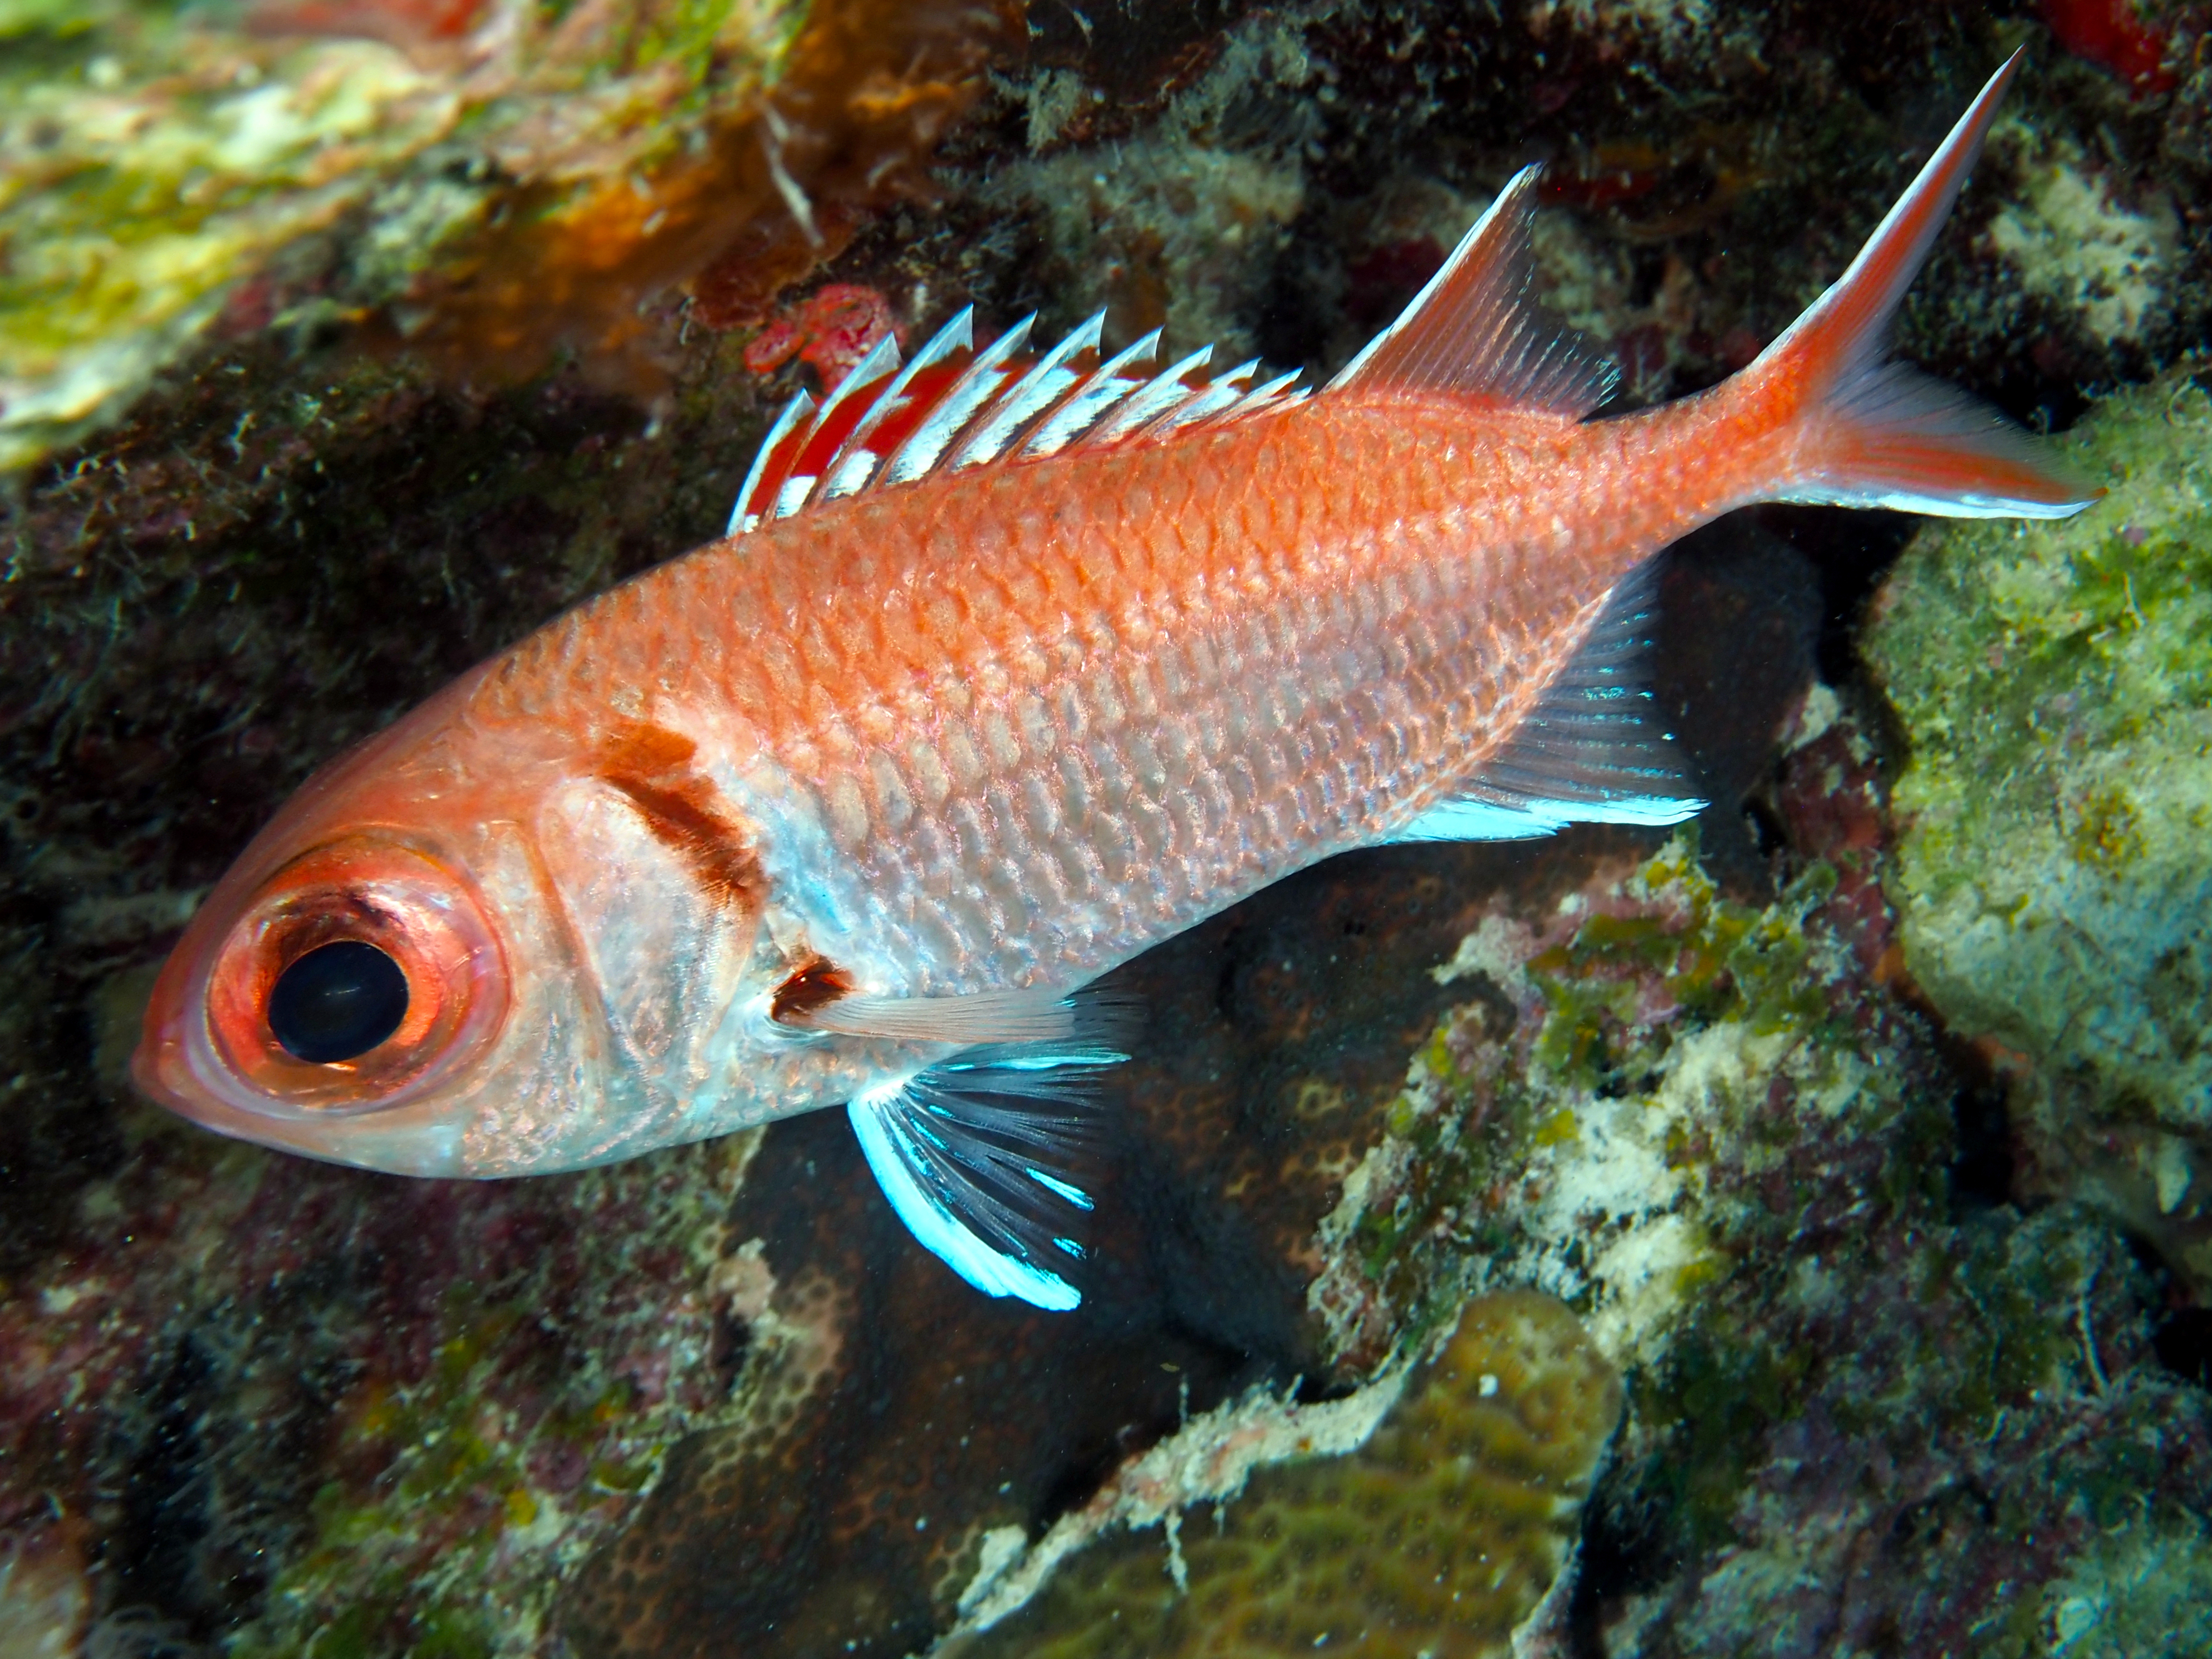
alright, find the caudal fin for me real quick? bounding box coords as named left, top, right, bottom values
left=1748, top=50, right=2100, bottom=521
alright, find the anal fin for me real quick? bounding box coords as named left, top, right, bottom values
left=1391, top=565, right=1705, bottom=843
left=848, top=1037, right=1126, bottom=1310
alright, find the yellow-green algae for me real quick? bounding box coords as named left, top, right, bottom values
left=0, top=0, right=803, bottom=471
left=940, top=1290, right=1621, bottom=1659
left=1863, top=364, right=2212, bottom=1289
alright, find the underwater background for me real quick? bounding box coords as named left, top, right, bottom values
left=3, top=0, right=2210, bottom=1653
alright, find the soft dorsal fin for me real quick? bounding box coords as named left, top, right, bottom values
left=725, top=310, right=1307, bottom=536
left=1327, top=167, right=1618, bottom=418
left=1388, top=565, right=1705, bottom=843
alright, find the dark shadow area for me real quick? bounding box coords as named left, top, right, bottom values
left=1566, top=1460, right=1684, bottom=1658
left=1946, top=1076, right=2016, bottom=1216
left=2154, top=1306, right=2212, bottom=1391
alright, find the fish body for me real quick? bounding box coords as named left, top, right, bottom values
left=136, top=55, right=2093, bottom=1307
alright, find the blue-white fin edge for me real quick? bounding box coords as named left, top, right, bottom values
left=844, top=1027, right=1131, bottom=1312
left=848, top=1083, right=1085, bottom=1310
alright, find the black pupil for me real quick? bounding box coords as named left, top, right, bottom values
left=267, top=940, right=409, bottom=1064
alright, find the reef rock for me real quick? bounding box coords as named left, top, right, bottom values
left=1865, top=367, right=2212, bottom=1295
left=0, top=0, right=1008, bottom=470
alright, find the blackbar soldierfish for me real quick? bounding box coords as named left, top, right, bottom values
left=136, top=55, right=2093, bottom=1309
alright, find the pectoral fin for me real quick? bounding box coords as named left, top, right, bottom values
left=848, top=1038, right=1126, bottom=1311
left=795, top=984, right=1081, bottom=1044
left=775, top=968, right=1141, bottom=1050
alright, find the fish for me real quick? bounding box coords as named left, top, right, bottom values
left=134, top=53, right=2094, bottom=1310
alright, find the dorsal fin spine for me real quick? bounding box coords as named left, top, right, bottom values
left=949, top=312, right=1106, bottom=470
left=772, top=474, right=815, bottom=521
left=817, top=309, right=976, bottom=503
left=813, top=329, right=903, bottom=428
left=729, top=389, right=815, bottom=535
left=879, top=316, right=1036, bottom=485
left=766, top=330, right=905, bottom=521
left=1090, top=344, right=1214, bottom=445
left=1021, top=327, right=1163, bottom=458
left=1217, top=370, right=1306, bottom=426
left=728, top=316, right=1301, bottom=535
left=1154, top=360, right=1259, bottom=434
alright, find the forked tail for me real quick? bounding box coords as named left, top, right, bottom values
left=1741, top=50, right=2100, bottom=520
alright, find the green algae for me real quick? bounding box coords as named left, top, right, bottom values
left=1864, top=364, right=2212, bottom=1288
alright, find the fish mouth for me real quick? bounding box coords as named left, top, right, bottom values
left=130, top=921, right=212, bottom=1121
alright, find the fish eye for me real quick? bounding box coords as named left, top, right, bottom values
left=191, top=836, right=508, bottom=1116
left=267, top=939, right=410, bottom=1064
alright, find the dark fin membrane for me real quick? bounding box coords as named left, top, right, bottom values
left=847, top=1034, right=1129, bottom=1311
left=1326, top=166, right=1617, bottom=418
left=725, top=308, right=1306, bottom=535
left=1390, top=565, right=1706, bottom=842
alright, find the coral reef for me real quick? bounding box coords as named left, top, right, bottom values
left=4, top=2, right=2212, bottom=1656
left=992, top=0, right=2210, bottom=399
left=1282, top=726, right=2212, bottom=1657
left=1303, top=690, right=1924, bottom=1373
left=0, top=0, right=1011, bottom=470
left=937, top=1291, right=1621, bottom=1659
left=1600, top=1199, right=2212, bottom=1658
left=1865, top=365, right=2212, bottom=1296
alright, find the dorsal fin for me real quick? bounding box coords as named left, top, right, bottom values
left=726, top=310, right=1307, bottom=536
left=1327, top=166, right=1618, bottom=418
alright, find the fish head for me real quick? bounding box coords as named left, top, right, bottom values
left=133, top=671, right=781, bottom=1177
